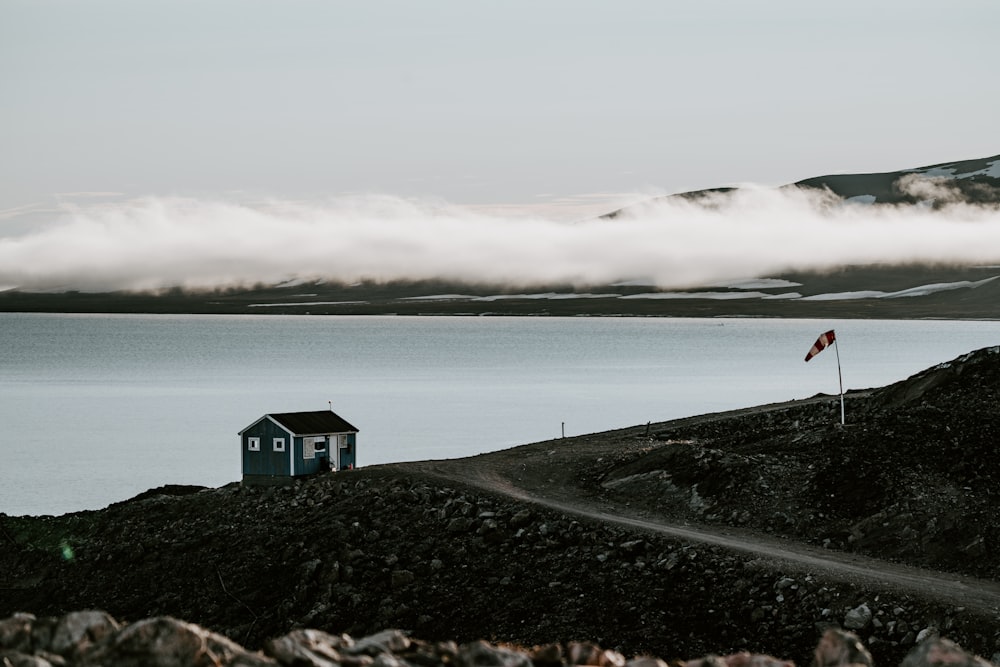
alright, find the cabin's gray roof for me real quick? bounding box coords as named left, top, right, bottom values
left=268, top=410, right=359, bottom=435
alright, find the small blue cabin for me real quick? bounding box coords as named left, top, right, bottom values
left=239, top=410, right=358, bottom=486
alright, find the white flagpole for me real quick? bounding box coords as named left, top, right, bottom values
left=833, top=337, right=845, bottom=425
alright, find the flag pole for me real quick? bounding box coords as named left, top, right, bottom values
left=833, top=338, right=845, bottom=425
left=805, top=329, right=843, bottom=425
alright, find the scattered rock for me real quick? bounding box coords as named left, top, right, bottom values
left=456, top=640, right=531, bottom=667
left=390, top=570, right=415, bottom=590
left=813, top=628, right=873, bottom=667
left=49, top=610, right=119, bottom=660
left=78, top=616, right=273, bottom=667
left=0, top=611, right=997, bottom=667
left=901, top=637, right=993, bottom=667
left=347, top=629, right=411, bottom=656
left=264, top=628, right=350, bottom=667
left=843, top=604, right=873, bottom=631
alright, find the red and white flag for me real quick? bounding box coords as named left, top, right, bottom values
left=804, top=330, right=836, bottom=362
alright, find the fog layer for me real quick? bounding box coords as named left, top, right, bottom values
left=3, top=187, right=1000, bottom=292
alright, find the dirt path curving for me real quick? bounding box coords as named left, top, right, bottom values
left=394, top=397, right=1000, bottom=617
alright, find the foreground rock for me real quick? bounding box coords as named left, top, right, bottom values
left=0, top=611, right=991, bottom=667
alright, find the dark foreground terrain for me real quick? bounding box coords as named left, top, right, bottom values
left=2, top=346, right=1000, bottom=666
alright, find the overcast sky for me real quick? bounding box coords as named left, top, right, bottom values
left=3, top=1, right=1000, bottom=292
left=3, top=0, right=998, bottom=218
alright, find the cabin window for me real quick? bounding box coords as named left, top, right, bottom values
left=247, top=437, right=260, bottom=452
left=273, top=437, right=286, bottom=452
left=303, top=437, right=325, bottom=460
left=339, top=435, right=351, bottom=453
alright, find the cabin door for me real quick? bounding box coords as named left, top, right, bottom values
left=330, top=436, right=340, bottom=471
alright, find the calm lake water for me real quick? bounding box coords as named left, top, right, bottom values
left=3, top=313, right=999, bottom=516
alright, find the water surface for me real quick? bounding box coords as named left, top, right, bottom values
left=3, top=313, right=998, bottom=516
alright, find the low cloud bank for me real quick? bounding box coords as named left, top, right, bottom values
left=2, top=187, right=1000, bottom=292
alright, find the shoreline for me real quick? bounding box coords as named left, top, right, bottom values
left=4, top=263, right=1000, bottom=319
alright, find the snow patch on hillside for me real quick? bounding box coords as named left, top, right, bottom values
left=705, top=278, right=802, bottom=289
left=802, top=277, right=997, bottom=301
left=846, top=195, right=877, bottom=205
left=620, top=291, right=771, bottom=300
left=911, top=159, right=1000, bottom=180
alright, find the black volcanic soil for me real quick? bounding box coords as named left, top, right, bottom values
left=3, top=347, right=1000, bottom=666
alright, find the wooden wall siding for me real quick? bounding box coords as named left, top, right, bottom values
left=295, top=436, right=330, bottom=476
left=242, top=418, right=292, bottom=477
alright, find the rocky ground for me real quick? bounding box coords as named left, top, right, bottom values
left=0, top=610, right=993, bottom=667
left=2, top=347, right=1000, bottom=666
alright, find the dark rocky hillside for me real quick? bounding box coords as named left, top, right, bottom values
left=595, top=346, right=1000, bottom=577
left=603, top=153, right=1000, bottom=211
left=2, top=347, right=1000, bottom=666
left=794, top=154, right=1000, bottom=206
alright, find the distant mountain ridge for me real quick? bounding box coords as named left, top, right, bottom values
left=604, top=153, right=1000, bottom=216
left=794, top=153, right=1000, bottom=206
